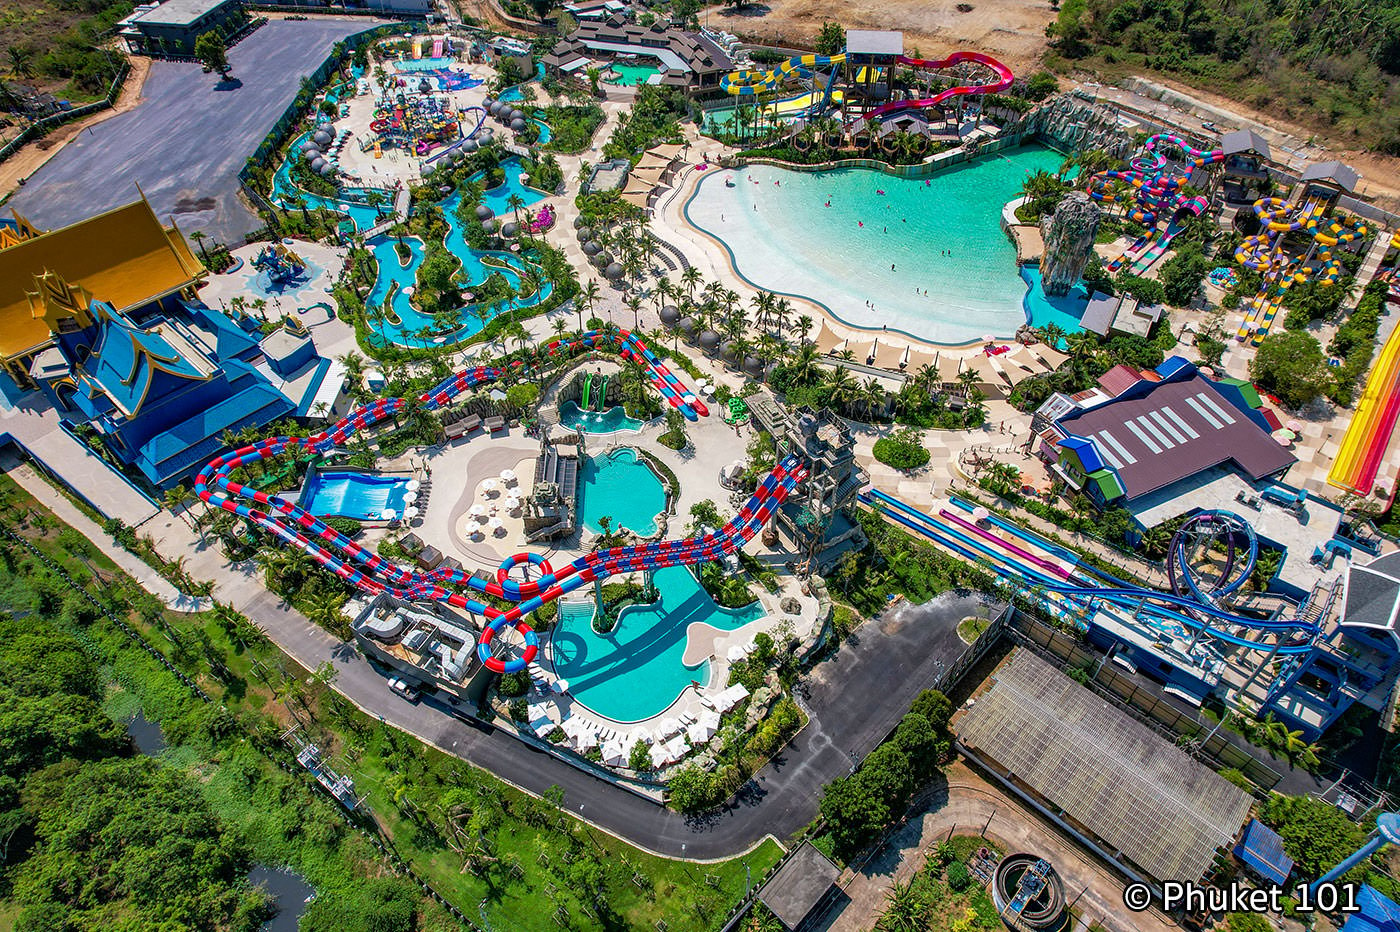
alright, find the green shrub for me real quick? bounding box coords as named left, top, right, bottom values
left=872, top=427, right=930, bottom=470
left=498, top=671, right=530, bottom=697
left=947, top=859, right=972, bottom=891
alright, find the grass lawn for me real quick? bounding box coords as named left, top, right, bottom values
left=957, top=614, right=990, bottom=644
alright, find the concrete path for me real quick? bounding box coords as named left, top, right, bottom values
left=5, top=458, right=209, bottom=613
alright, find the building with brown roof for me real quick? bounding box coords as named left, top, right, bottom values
left=541, top=17, right=733, bottom=91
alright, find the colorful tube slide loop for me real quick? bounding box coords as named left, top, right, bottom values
left=721, top=52, right=846, bottom=95
left=196, top=333, right=747, bottom=674
left=863, top=52, right=1014, bottom=120
left=478, top=618, right=540, bottom=672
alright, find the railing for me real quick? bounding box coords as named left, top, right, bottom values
left=0, top=60, right=131, bottom=165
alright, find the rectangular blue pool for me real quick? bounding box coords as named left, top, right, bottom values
left=299, top=471, right=410, bottom=520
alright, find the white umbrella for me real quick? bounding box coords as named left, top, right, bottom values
left=726, top=644, right=747, bottom=661
left=403, top=490, right=418, bottom=504
left=649, top=743, right=670, bottom=768
left=663, top=734, right=690, bottom=761
left=687, top=718, right=717, bottom=744
left=488, top=516, right=504, bottom=532
left=482, top=478, right=499, bottom=493
left=406, top=479, right=421, bottom=491
left=602, top=740, right=628, bottom=766
left=657, top=717, right=682, bottom=738
left=573, top=724, right=599, bottom=751
left=469, top=503, right=487, bottom=517
left=696, top=709, right=721, bottom=731
left=380, top=508, right=397, bottom=521
left=505, top=494, right=522, bottom=509
left=403, top=505, right=419, bottom=520
left=972, top=506, right=990, bottom=522
left=500, top=468, right=517, bottom=484
left=551, top=678, right=570, bottom=693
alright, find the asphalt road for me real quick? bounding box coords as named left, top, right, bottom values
left=8, top=18, right=382, bottom=245
left=239, top=557, right=984, bottom=859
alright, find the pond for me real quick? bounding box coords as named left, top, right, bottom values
left=248, top=866, right=315, bottom=932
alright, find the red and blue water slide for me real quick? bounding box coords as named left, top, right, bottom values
left=864, top=52, right=1014, bottom=120
left=194, top=331, right=794, bottom=674
left=859, top=489, right=1319, bottom=653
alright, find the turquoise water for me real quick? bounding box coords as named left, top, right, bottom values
left=608, top=63, right=658, bottom=86
left=684, top=145, right=1069, bottom=344
left=559, top=400, right=644, bottom=433
left=394, top=56, right=455, bottom=72
left=1019, top=266, right=1088, bottom=335
left=300, top=471, right=410, bottom=519
left=550, top=565, right=765, bottom=722
left=362, top=160, right=555, bottom=347
left=579, top=449, right=666, bottom=536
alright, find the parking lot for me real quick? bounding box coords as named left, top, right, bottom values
left=6, top=17, right=383, bottom=245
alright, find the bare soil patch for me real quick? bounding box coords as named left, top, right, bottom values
left=705, top=0, right=1056, bottom=73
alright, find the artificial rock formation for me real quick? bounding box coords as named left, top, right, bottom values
left=1040, top=191, right=1102, bottom=296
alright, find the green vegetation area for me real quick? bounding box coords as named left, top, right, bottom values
left=1258, top=794, right=1400, bottom=902
left=873, top=427, right=932, bottom=470
left=1250, top=279, right=1387, bottom=409
left=0, top=0, right=128, bottom=106
left=541, top=104, right=605, bottom=155
left=0, top=474, right=783, bottom=930
left=819, top=690, right=953, bottom=860
left=870, top=835, right=1005, bottom=931
left=1047, top=0, right=1400, bottom=153
left=602, top=84, right=687, bottom=162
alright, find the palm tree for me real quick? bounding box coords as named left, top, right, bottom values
left=788, top=343, right=821, bottom=385
left=189, top=230, right=211, bottom=264
left=861, top=377, right=887, bottom=420
left=653, top=275, right=673, bottom=315
left=624, top=294, right=643, bottom=329
left=795, top=314, right=814, bottom=345
left=680, top=266, right=702, bottom=303
left=578, top=278, right=601, bottom=331
left=1064, top=330, right=1100, bottom=364
left=956, top=367, right=979, bottom=397
left=162, top=483, right=195, bottom=531
left=877, top=879, right=926, bottom=932
left=1037, top=321, right=1066, bottom=351
left=551, top=318, right=568, bottom=342
left=7, top=46, right=34, bottom=78
left=823, top=366, right=859, bottom=413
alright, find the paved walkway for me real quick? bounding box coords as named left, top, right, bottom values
left=813, top=761, right=1176, bottom=932
left=5, top=458, right=208, bottom=613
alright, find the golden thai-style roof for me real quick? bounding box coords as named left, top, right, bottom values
left=0, top=211, right=42, bottom=250
left=0, top=198, right=205, bottom=361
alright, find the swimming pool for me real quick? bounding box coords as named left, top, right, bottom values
left=579, top=449, right=666, bottom=536
left=299, top=471, right=410, bottom=519
left=559, top=400, right=644, bottom=434
left=549, top=565, right=765, bottom=722
left=1019, top=266, right=1089, bottom=336
left=683, top=144, right=1071, bottom=344
left=609, top=63, right=658, bottom=86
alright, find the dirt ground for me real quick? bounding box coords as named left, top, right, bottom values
left=0, top=55, right=150, bottom=201
left=1142, top=74, right=1400, bottom=208
left=703, top=0, right=1056, bottom=74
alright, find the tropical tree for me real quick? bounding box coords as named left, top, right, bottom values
left=578, top=278, right=601, bottom=331
left=823, top=366, right=859, bottom=412
left=194, top=32, right=231, bottom=80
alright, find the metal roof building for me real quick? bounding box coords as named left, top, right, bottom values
left=958, top=650, right=1253, bottom=884
left=1052, top=364, right=1295, bottom=504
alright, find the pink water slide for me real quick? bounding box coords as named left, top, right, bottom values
left=865, top=52, right=1015, bottom=120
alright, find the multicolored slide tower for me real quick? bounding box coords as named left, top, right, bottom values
left=194, top=331, right=795, bottom=676
left=719, top=50, right=1012, bottom=124
left=1233, top=196, right=1368, bottom=344
left=1085, top=134, right=1221, bottom=275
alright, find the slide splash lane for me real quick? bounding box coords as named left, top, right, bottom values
left=859, top=489, right=1319, bottom=652
left=196, top=333, right=757, bottom=674
left=1329, top=324, right=1400, bottom=497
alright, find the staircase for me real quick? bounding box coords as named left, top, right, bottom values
left=1339, top=231, right=1393, bottom=314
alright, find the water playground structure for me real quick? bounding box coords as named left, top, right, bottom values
left=1233, top=194, right=1368, bottom=344
left=719, top=45, right=1013, bottom=129
left=252, top=243, right=306, bottom=290
left=194, top=331, right=793, bottom=677
left=1085, top=134, right=1221, bottom=276
left=368, top=93, right=468, bottom=158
